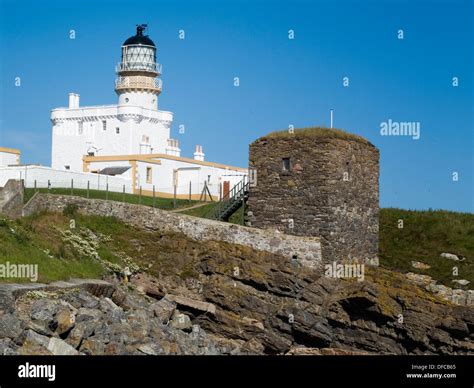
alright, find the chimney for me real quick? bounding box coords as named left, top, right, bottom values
left=165, top=139, right=181, bottom=157
left=175, top=139, right=181, bottom=157
left=68, top=93, right=80, bottom=109
left=193, top=145, right=205, bottom=161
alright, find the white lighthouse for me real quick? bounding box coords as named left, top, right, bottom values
left=116, top=24, right=162, bottom=110
left=51, top=24, right=173, bottom=172
left=45, top=24, right=247, bottom=200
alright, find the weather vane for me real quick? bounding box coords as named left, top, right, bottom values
left=136, top=24, right=147, bottom=36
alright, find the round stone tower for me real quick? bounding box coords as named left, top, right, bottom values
left=115, top=24, right=162, bottom=110
left=247, top=127, right=380, bottom=265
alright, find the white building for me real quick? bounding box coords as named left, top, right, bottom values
left=50, top=24, right=247, bottom=199
left=0, top=147, right=20, bottom=166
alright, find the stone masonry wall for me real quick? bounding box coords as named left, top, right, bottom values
left=23, top=194, right=322, bottom=269
left=0, top=179, right=24, bottom=218
left=247, top=136, right=379, bottom=264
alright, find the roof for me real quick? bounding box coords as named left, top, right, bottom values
left=0, top=146, right=21, bottom=155
left=258, top=126, right=373, bottom=146
left=123, top=35, right=155, bottom=47
left=123, top=25, right=155, bottom=47
left=98, top=166, right=131, bottom=176
left=83, top=154, right=247, bottom=173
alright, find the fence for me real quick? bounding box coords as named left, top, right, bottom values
left=0, top=165, right=132, bottom=193
left=22, top=179, right=208, bottom=210
left=0, top=165, right=223, bottom=210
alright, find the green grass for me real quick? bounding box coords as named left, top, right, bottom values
left=0, top=211, right=142, bottom=283
left=1, top=208, right=472, bottom=288
left=228, top=203, right=246, bottom=225
left=180, top=202, right=246, bottom=225
left=379, top=208, right=474, bottom=287
left=180, top=203, right=218, bottom=218
left=259, top=126, right=372, bottom=145
left=24, top=187, right=197, bottom=210
left=0, top=213, right=105, bottom=282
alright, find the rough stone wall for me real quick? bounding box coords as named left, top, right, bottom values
left=23, top=194, right=322, bottom=269
left=0, top=179, right=24, bottom=218
left=247, top=136, right=379, bottom=264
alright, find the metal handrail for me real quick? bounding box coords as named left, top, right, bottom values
left=115, top=77, right=163, bottom=91
left=208, top=179, right=249, bottom=220
left=116, top=62, right=162, bottom=74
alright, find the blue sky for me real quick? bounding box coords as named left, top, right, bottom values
left=0, top=0, right=472, bottom=212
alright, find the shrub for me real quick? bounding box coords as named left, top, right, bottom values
left=63, top=204, right=79, bottom=218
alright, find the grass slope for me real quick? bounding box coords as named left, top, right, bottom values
left=379, top=208, right=473, bottom=287
left=0, top=211, right=135, bottom=283
left=180, top=202, right=245, bottom=225
left=24, top=188, right=196, bottom=210
left=0, top=208, right=472, bottom=287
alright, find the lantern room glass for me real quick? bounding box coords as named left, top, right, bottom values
left=121, top=45, right=156, bottom=72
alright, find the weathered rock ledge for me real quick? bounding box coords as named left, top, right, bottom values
left=1, top=259, right=472, bottom=355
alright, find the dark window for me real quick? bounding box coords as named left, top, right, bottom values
left=116, top=127, right=120, bottom=134
left=282, top=157, right=291, bottom=172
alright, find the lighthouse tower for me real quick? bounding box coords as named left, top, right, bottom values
left=48, top=23, right=247, bottom=199
left=115, top=24, right=162, bottom=110
left=51, top=24, right=173, bottom=172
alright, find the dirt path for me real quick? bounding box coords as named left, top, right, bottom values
left=170, top=202, right=212, bottom=213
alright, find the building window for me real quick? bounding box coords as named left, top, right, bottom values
left=125, top=98, right=129, bottom=103
left=78, top=121, right=83, bottom=135
left=102, top=120, right=107, bottom=131
left=146, top=167, right=152, bottom=183
left=116, top=127, right=120, bottom=134
left=207, top=175, right=211, bottom=183
left=282, top=157, right=291, bottom=172
left=65, top=165, right=70, bottom=170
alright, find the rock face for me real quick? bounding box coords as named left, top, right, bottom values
left=0, top=241, right=472, bottom=355
left=247, top=130, right=380, bottom=265
left=440, top=253, right=461, bottom=261
left=0, top=313, right=22, bottom=339
left=188, top=250, right=473, bottom=355
left=0, top=216, right=471, bottom=355
left=0, top=286, right=224, bottom=355
left=405, top=273, right=473, bottom=306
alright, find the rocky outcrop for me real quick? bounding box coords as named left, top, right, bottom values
left=187, top=254, right=473, bottom=355
left=0, top=218, right=471, bottom=355
left=4, top=287, right=226, bottom=355
left=405, top=273, right=473, bottom=306
left=1, top=247, right=471, bottom=355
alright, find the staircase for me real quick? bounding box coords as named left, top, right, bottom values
left=208, top=179, right=249, bottom=222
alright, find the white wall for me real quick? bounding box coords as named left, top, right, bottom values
left=87, top=160, right=133, bottom=181
left=51, top=104, right=172, bottom=173
left=87, top=156, right=247, bottom=198
left=0, top=166, right=132, bottom=193
left=0, top=151, right=19, bottom=167
left=136, top=158, right=247, bottom=198
left=118, top=90, right=158, bottom=110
